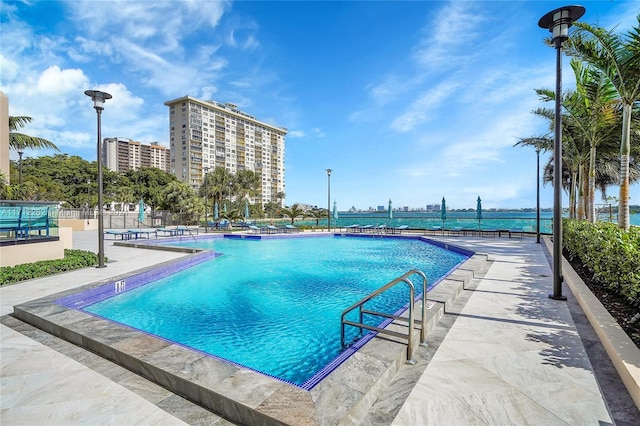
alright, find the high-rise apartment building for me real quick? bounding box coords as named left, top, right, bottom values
left=164, top=96, right=287, bottom=207
left=103, top=137, right=171, bottom=174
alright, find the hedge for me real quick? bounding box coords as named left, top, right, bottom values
left=563, top=219, right=640, bottom=302
left=0, top=249, right=99, bottom=286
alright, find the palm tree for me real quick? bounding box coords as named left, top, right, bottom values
left=204, top=166, right=235, bottom=210
left=280, top=203, right=305, bottom=225
left=566, top=16, right=640, bottom=230
left=563, top=60, right=620, bottom=222
left=9, top=116, right=59, bottom=184
left=235, top=170, right=260, bottom=203
left=307, top=208, right=326, bottom=227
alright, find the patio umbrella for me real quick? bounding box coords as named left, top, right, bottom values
left=138, top=199, right=145, bottom=228
left=213, top=202, right=219, bottom=220
left=244, top=200, right=250, bottom=219
left=441, top=197, right=446, bottom=228
left=388, top=199, right=393, bottom=220
left=476, top=196, right=482, bottom=230
left=333, top=200, right=338, bottom=220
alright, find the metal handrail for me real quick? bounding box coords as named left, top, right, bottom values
left=340, top=269, right=428, bottom=363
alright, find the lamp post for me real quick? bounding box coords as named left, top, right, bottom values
left=538, top=5, right=585, bottom=300
left=17, top=147, right=24, bottom=185
left=326, top=169, right=332, bottom=231
left=203, top=168, right=209, bottom=233
left=536, top=147, right=541, bottom=244
left=85, top=89, right=112, bottom=268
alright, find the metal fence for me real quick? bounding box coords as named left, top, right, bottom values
left=59, top=209, right=192, bottom=229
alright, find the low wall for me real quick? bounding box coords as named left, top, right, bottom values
left=0, top=239, right=64, bottom=267
left=0, top=227, right=72, bottom=267
left=59, top=219, right=98, bottom=232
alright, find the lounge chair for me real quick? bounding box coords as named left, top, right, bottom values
left=177, top=225, right=198, bottom=235
left=280, top=224, right=299, bottom=233
left=127, top=229, right=158, bottom=239
left=248, top=225, right=262, bottom=233
left=157, top=227, right=179, bottom=237
left=262, top=225, right=279, bottom=234
left=390, top=225, right=408, bottom=234
left=509, top=228, right=524, bottom=238
left=345, top=224, right=360, bottom=233
left=428, top=226, right=442, bottom=235
left=449, top=227, right=463, bottom=236
left=358, top=225, right=373, bottom=233
left=104, top=229, right=132, bottom=240
left=373, top=224, right=387, bottom=233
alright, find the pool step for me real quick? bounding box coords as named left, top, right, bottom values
left=308, top=252, right=491, bottom=425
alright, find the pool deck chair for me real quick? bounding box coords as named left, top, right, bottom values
left=428, top=226, right=442, bottom=235
left=390, top=225, right=408, bottom=234
left=280, top=224, right=299, bottom=233
left=104, top=230, right=132, bottom=240
left=177, top=225, right=199, bottom=235
left=248, top=225, right=262, bottom=234
left=509, top=228, right=524, bottom=238
left=345, top=224, right=360, bottom=233
left=127, top=229, right=157, bottom=239
left=358, top=225, right=373, bottom=233
left=157, top=227, right=179, bottom=237
left=450, top=227, right=464, bottom=236
left=262, top=225, right=279, bottom=234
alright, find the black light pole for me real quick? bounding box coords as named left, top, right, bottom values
left=85, top=90, right=112, bottom=268
left=326, top=169, right=332, bottom=231
left=17, top=148, right=24, bottom=185
left=539, top=5, right=585, bottom=300
left=536, top=147, right=541, bottom=244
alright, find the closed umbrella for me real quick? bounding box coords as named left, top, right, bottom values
left=333, top=200, right=338, bottom=220
left=244, top=200, right=250, bottom=220
left=441, top=197, right=446, bottom=228
left=213, top=202, right=219, bottom=220
left=476, top=196, right=482, bottom=230
left=138, top=199, right=145, bottom=228
left=388, top=199, right=393, bottom=220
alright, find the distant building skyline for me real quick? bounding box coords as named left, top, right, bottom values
left=103, top=137, right=170, bottom=174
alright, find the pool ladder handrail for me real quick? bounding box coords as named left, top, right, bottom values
left=340, top=269, right=428, bottom=364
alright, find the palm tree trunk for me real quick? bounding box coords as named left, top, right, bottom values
left=588, top=145, right=596, bottom=223
left=576, top=166, right=585, bottom=220
left=570, top=170, right=577, bottom=219
left=618, top=103, right=631, bottom=231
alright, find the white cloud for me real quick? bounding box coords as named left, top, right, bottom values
left=412, top=1, right=487, bottom=70
left=288, top=130, right=305, bottom=138
left=37, top=66, right=88, bottom=97
left=391, top=81, right=458, bottom=132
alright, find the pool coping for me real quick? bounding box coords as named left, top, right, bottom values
left=12, top=235, right=490, bottom=425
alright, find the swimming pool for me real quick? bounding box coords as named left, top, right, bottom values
left=68, top=235, right=468, bottom=388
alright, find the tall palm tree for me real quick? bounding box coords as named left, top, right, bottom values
left=203, top=166, right=235, bottom=210
left=564, top=60, right=620, bottom=222
left=566, top=16, right=640, bottom=230
left=9, top=116, right=59, bottom=184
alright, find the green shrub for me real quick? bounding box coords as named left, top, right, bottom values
left=0, top=249, right=100, bottom=286
left=564, top=219, right=640, bottom=301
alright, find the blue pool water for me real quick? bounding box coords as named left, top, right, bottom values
left=83, top=236, right=469, bottom=387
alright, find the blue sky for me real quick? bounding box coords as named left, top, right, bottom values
left=2, top=0, right=638, bottom=210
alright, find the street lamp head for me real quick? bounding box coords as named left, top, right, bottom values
left=538, top=5, right=585, bottom=42
left=326, top=168, right=332, bottom=176
left=84, top=90, right=112, bottom=110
